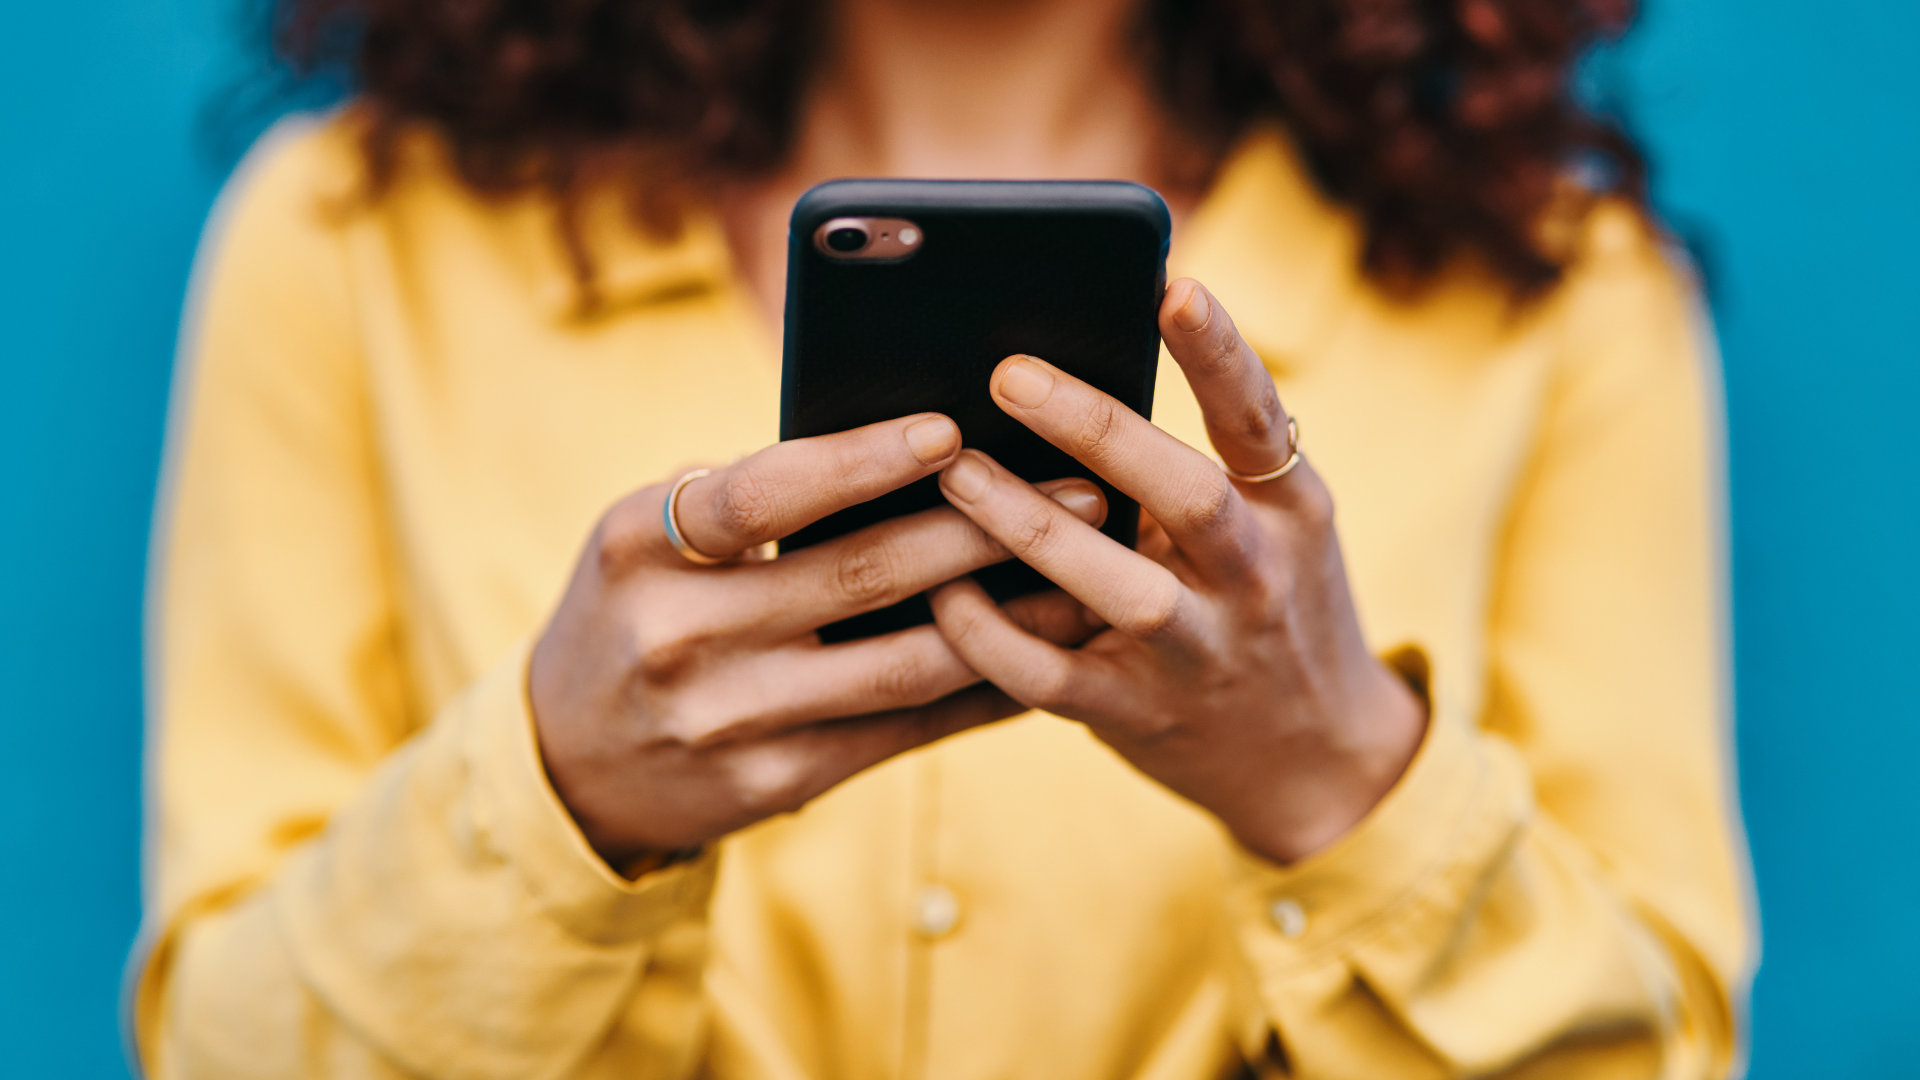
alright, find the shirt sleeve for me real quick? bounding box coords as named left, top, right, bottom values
left=1221, top=207, right=1755, bottom=1078
left=131, top=118, right=716, bottom=1080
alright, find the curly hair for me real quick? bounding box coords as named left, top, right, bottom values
left=274, top=0, right=1645, bottom=296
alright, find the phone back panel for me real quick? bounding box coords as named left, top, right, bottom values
left=781, top=179, right=1169, bottom=641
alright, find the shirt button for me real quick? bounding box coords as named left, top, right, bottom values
left=1269, top=897, right=1307, bottom=939
left=913, top=883, right=962, bottom=938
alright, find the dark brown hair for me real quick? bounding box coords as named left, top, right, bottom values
left=275, top=0, right=1646, bottom=296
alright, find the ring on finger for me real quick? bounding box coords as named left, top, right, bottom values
left=1222, top=417, right=1303, bottom=483
left=663, top=469, right=729, bottom=566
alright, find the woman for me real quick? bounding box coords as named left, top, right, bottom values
left=133, top=0, right=1753, bottom=1074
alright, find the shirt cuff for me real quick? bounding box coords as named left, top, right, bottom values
left=464, top=638, right=718, bottom=947
left=1225, top=646, right=1528, bottom=976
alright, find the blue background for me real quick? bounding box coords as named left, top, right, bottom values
left=1, top=0, right=1914, bottom=1073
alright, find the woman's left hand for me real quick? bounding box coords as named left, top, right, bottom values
left=929, top=278, right=1428, bottom=865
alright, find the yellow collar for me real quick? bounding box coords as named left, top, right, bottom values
left=532, top=189, right=735, bottom=319
left=538, top=123, right=1363, bottom=375
left=1171, top=126, right=1361, bottom=377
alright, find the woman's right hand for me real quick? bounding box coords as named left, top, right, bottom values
left=530, top=412, right=1106, bottom=867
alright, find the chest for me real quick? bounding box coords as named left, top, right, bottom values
left=348, top=240, right=1559, bottom=1078
left=358, top=269, right=1556, bottom=711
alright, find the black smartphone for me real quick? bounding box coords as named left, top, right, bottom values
left=780, top=179, right=1171, bottom=642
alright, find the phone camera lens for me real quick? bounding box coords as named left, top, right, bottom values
left=826, top=226, right=869, bottom=253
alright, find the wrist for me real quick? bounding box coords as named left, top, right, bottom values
left=1232, top=658, right=1429, bottom=865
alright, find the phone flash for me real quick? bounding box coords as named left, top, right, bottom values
left=814, top=217, right=922, bottom=259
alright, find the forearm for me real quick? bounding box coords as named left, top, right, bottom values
left=139, top=644, right=718, bottom=1079
left=1226, top=717, right=1737, bottom=1078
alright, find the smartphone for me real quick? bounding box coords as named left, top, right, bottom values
left=780, top=179, right=1171, bottom=642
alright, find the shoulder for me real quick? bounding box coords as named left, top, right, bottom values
left=200, top=106, right=557, bottom=330
left=210, top=106, right=611, bottom=319
left=179, top=117, right=371, bottom=413
left=212, top=106, right=515, bottom=260
left=1556, top=199, right=1702, bottom=322
left=1547, top=199, right=1710, bottom=371
left=1522, top=199, right=1719, bottom=439
left=213, top=110, right=367, bottom=244
left=192, top=110, right=381, bottom=323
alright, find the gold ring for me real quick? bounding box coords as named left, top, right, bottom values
left=1222, top=417, right=1303, bottom=483
left=662, top=469, right=728, bottom=566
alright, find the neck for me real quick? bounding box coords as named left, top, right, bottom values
left=801, top=0, right=1166, bottom=182
left=724, top=0, right=1193, bottom=324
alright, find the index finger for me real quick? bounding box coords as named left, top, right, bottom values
left=1158, top=279, right=1298, bottom=483
left=986, top=353, right=1254, bottom=564
left=674, top=413, right=963, bottom=560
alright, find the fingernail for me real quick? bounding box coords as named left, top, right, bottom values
left=997, top=356, right=1055, bottom=409
left=1171, top=283, right=1211, bottom=332
left=1048, top=485, right=1103, bottom=523
left=904, top=415, right=960, bottom=464
left=943, top=452, right=992, bottom=501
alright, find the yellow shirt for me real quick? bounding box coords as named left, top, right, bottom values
left=135, top=113, right=1753, bottom=1079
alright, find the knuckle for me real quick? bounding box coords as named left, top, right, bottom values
left=654, top=706, right=722, bottom=750
left=731, top=754, right=810, bottom=815
left=832, top=537, right=900, bottom=608
left=1074, top=399, right=1124, bottom=465
left=684, top=716, right=753, bottom=751
left=1238, top=385, right=1284, bottom=444
left=867, top=648, right=942, bottom=706
left=1113, top=578, right=1183, bottom=641
left=1241, top=563, right=1299, bottom=629
left=1175, top=473, right=1236, bottom=535
left=1128, top=708, right=1185, bottom=741
left=934, top=591, right=990, bottom=648
left=651, top=686, right=755, bottom=749
left=713, top=467, right=784, bottom=543
left=1198, top=333, right=1241, bottom=377
left=594, top=497, right=655, bottom=577
left=629, top=619, right=702, bottom=685
left=1021, top=657, right=1078, bottom=713
left=1287, top=474, right=1336, bottom=529
left=1010, top=503, right=1063, bottom=557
